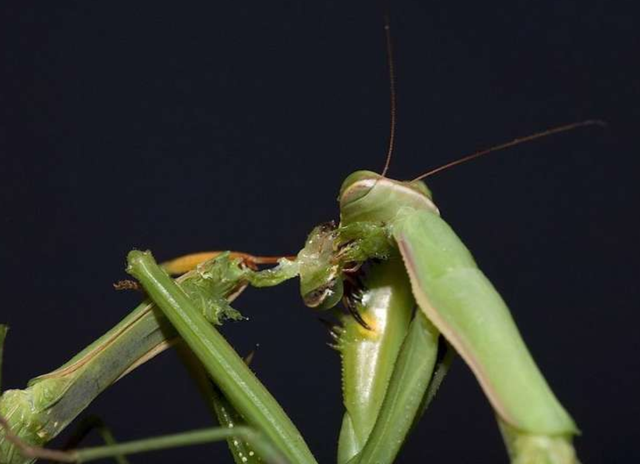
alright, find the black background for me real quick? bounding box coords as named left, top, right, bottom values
left=1, top=1, right=639, bottom=463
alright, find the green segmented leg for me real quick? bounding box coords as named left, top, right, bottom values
left=126, top=250, right=316, bottom=464
left=337, top=170, right=579, bottom=463
left=0, top=414, right=281, bottom=464
left=0, top=253, right=261, bottom=464
left=336, top=258, right=414, bottom=464
left=348, top=311, right=440, bottom=464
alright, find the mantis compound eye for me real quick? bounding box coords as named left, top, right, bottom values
left=303, top=278, right=344, bottom=310
left=407, top=179, right=433, bottom=201
left=339, top=170, right=380, bottom=208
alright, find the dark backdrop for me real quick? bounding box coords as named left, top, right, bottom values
left=1, top=1, right=638, bottom=463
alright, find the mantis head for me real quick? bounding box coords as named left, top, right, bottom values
left=297, top=171, right=438, bottom=311
left=339, top=171, right=439, bottom=225
left=297, top=223, right=344, bottom=309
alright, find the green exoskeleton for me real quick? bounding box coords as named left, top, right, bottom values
left=293, top=170, right=578, bottom=464
left=0, top=164, right=582, bottom=464
left=0, top=162, right=582, bottom=463
left=0, top=253, right=296, bottom=464
left=0, top=17, right=587, bottom=464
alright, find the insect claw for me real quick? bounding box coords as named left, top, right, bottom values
left=347, top=304, right=372, bottom=331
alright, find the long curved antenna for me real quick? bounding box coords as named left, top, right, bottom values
left=380, top=14, right=397, bottom=178
left=411, top=120, right=606, bottom=181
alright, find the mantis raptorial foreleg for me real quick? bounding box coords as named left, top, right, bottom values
left=346, top=311, right=439, bottom=464
left=334, top=258, right=416, bottom=463
left=338, top=172, right=578, bottom=463
left=295, top=224, right=450, bottom=464
left=290, top=168, right=581, bottom=464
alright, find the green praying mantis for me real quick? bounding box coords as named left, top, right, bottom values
left=0, top=18, right=600, bottom=464
left=0, top=142, right=594, bottom=464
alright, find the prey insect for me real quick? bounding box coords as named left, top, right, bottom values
left=0, top=16, right=599, bottom=464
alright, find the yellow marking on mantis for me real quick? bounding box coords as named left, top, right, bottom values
left=355, top=312, right=380, bottom=337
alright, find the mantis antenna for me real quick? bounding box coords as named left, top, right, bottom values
left=380, top=14, right=397, bottom=178
left=411, top=119, right=607, bottom=181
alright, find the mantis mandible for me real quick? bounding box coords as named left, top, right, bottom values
left=0, top=15, right=600, bottom=464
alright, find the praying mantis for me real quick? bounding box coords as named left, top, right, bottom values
left=0, top=108, right=599, bottom=464
left=0, top=152, right=588, bottom=464
left=0, top=7, right=603, bottom=464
